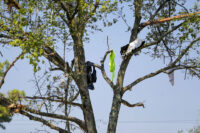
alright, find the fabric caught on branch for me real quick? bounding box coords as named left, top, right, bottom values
left=120, top=38, right=145, bottom=56
left=109, top=50, right=115, bottom=82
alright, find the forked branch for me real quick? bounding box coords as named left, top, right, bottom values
left=94, top=50, right=115, bottom=89
left=122, top=99, right=144, bottom=108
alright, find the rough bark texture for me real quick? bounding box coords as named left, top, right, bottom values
left=72, top=33, right=97, bottom=133
left=107, top=90, right=122, bottom=133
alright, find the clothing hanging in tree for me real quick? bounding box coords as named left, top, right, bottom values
left=109, top=50, right=115, bottom=82
left=86, top=61, right=97, bottom=90
left=167, top=60, right=175, bottom=86
left=120, top=38, right=145, bottom=56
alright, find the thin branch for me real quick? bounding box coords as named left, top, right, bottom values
left=33, top=73, right=49, bottom=112
left=150, top=0, right=170, bottom=20
left=171, top=0, right=189, bottom=13
left=20, top=111, right=69, bottom=133
left=0, top=96, right=70, bottom=132
left=123, top=65, right=173, bottom=92
left=68, top=91, right=80, bottom=103
left=172, top=37, right=200, bottom=65
left=123, top=37, right=200, bottom=92
left=49, top=67, right=63, bottom=71
left=0, top=34, right=11, bottom=38
left=101, top=50, right=112, bottom=64
left=97, top=50, right=115, bottom=89
left=0, top=52, right=23, bottom=89
left=122, top=99, right=144, bottom=108
left=189, top=69, right=200, bottom=79
left=25, top=96, right=82, bottom=108
left=24, top=107, right=86, bottom=131
left=143, top=21, right=184, bottom=48
left=71, top=0, right=80, bottom=20
left=140, top=11, right=200, bottom=27
left=43, top=46, right=73, bottom=77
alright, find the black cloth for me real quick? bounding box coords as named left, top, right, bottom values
left=86, top=61, right=97, bottom=90
left=120, top=44, right=129, bottom=56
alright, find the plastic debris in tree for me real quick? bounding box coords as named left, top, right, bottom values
left=167, top=60, right=175, bottom=86
left=109, top=50, right=115, bottom=82
left=120, top=38, right=145, bottom=56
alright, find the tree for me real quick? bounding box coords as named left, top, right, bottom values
left=0, top=0, right=200, bottom=133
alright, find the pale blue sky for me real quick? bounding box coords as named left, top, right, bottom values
left=0, top=0, right=200, bottom=133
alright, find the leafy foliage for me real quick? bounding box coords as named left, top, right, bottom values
left=8, top=89, right=26, bottom=103
left=0, top=60, right=10, bottom=79
left=0, top=105, right=12, bottom=130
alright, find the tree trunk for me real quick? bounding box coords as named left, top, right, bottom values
left=107, top=90, right=122, bottom=133
left=73, top=34, right=97, bottom=133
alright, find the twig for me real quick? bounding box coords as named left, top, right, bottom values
left=25, top=96, right=82, bottom=108
left=122, top=99, right=144, bottom=108
left=140, top=11, right=200, bottom=27
left=123, top=37, right=200, bottom=92
left=98, top=50, right=115, bottom=89
left=20, top=111, right=70, bottom=133
left=0, top=52, right=23, bottom=89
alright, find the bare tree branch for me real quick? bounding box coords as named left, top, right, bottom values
left=123, top=65, right=173, bottom=92
left=134, top=21, right=185, bottom=54
left=123, top=37, right=200, bottom=92
left=0, top=96, right=71, bottom=132
left=95, top=50, right=115, bottom=89
left=25, top=96, right=82, bottom=108
left=172, top=37, right=200, bottom=65
left=140, top=11, right=200, bottom=27
left=189, top=69, right=200, bottom=79
left=171, top=0, right=189, bottom=13
left=23, top=107, right=86, bottom=131
left=20, top=111, right=70, bottom=133
left=150, top=0, right=170, bottom=20
left=6, top=101, right=86, bottom=131
left=122, top=99, right=144, bottom=108
left=68, top=90, right=80, bottom=103
left=0, top=52, right=23, bottom=89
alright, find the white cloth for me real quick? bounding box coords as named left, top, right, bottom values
left=125, top=38, right=145, bottom=55
left=59, top=79, right=67, bottom=88
left=167, top=60, right=175, bottom=86
left=168, top=71, right=174, bottom=86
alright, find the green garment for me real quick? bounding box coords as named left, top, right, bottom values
left=109, top=50, right=115, bottom=82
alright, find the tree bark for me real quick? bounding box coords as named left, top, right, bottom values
left=72, top=34, right=97, bottom=133
left=107, top=90, right=122, bottom=133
